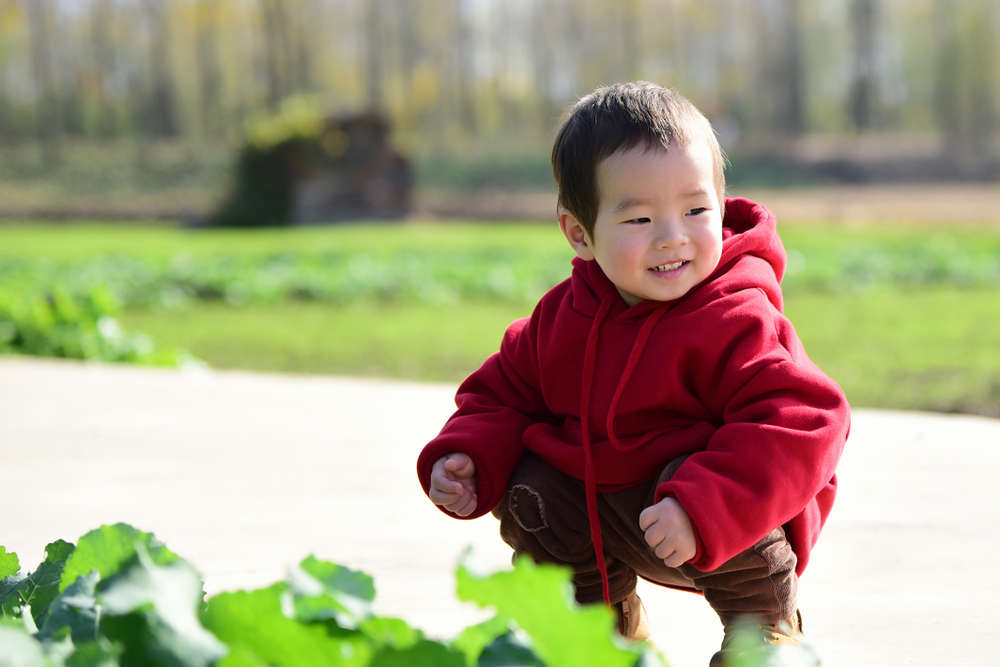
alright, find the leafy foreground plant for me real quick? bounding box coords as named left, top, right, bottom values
left=0, top=287, right=202, bottom=368
left=0, top=524, right=818, bottom=667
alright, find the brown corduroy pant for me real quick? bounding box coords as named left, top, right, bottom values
left=491, top=452, right=798, bottom=626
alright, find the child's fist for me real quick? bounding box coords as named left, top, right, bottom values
left=639, top=497, right=696, bottom=568
left=429, top=453, right=478, bottom=517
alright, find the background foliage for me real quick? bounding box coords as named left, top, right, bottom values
left=2, top=220, right=999, bottom=417
left=2, top=0, right=1000, bottom=208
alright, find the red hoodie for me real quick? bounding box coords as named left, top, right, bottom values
left=417, top=198, right=850, bottom=603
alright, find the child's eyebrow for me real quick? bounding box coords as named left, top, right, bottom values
left=681, top=186, right=712, bottom=199
left=611, top=187, right=712, bottom=214
left=610, top=197, right=653, bottom=214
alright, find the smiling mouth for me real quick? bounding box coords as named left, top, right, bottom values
left=649, top=261, right=688, bottom=272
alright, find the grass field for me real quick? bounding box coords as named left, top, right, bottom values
left=114, top=288, right=1000, bottom=417
left=0, top=220, right=572, bottom=258
left=119, top=301, right=534, bottom=381
left=4, top=219, right=1000, bottom=417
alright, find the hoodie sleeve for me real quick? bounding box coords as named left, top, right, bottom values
left=417, top=313, right=549, bottom=519
left=655, top=287, right=850, bottom=572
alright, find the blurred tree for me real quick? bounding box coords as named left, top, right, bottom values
left=364, top=0, right=384, bottom=109
left=141, top=0, right=180, bottom=137
left=529, top=0, right=566, bottom=136
left=87, top=0, right=121, bottom=137
left=848, top=0, right=878, bottom=131
left=776, top=0, right=805, bottom=136
left=0, top=0, right=26, bottom=141
left=0, top=0, right=996, bottom=178
left=24, top=0, right=61, bottom=165
left=451, top=0, right=476, bottom=140
left=745, top=0, right=805, bottom=139
left=933, top=0, right=996, bottom=162
left=260, top=0, right=291, bottom=106
left=195, top=0, right=224, bottom=135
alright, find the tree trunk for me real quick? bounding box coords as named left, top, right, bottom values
left=778, top=0, right=805, bottom=136
left=143, top=0, right=179, bottom=137
left=364, top=0, right=383, bottom=109
left=452, top=0, right=476, bottom=138
left=932, top=0, right=963, bottom=153
left=25, top=0, right=61, bottom=167
left=260, top=0, right=298, bottom=106
left=848, top=0, right=878, bottom=131
left=196, top=0, right=224, bottom=134
left=963, top=2, right=995, bottom=155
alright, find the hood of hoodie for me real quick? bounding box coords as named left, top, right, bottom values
left=552, top=197, right=792, bottom=604
left=523, top=197, right=791, bottom=484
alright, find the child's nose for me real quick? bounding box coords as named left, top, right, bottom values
left=653, top=219, right=686, bottom=248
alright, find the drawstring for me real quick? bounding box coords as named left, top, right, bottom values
left=580, top=293, right=615, bottom=605
left=580, top=296, right=671, bottom=606
left=606, top=305, right=669, bottom=452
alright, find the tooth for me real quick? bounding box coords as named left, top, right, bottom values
left=653, top=261, right=683, bottom=271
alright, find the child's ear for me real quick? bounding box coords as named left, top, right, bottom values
left=559, top=209, right=595, bottom=261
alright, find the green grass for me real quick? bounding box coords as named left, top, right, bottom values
left=117, top=288, right=1000, bottom=416
left=5, top=218, right=1000, bottom=260
left=119, top=301, right=535, bottom=382
left=785, top=288, right=1000, bottom=416
left=5, top=220, right=1000, bottom=416
left=0, top=220, right=569, bottom=260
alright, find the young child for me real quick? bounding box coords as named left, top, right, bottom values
left=417, top=81, right=849, bottom=666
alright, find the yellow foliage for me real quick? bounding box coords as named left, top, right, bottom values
left=244, top=96, right=325, bottom=150
left=411, top=63, right=442, bottom=113
left=0, top=1, right=23, bottom=35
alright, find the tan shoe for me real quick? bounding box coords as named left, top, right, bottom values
left=615, top=590, right=651, bottom=642
left=709, top=610, right=806, bottom=667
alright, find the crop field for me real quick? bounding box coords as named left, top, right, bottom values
left=1, top=218, right=1000, bottom=416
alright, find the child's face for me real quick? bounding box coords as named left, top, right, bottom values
left=561, top=141, right=724, bottom=307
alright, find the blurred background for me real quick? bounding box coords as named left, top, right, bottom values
left=2, top=0, right=1000, bottom=215
left=1, top=0, right=999, bottom=418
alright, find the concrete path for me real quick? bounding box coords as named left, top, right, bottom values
left=2, top=357, right=997, bottom=667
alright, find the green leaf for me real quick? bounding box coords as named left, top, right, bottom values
left=38, top=632, right=75, bottom=666
left=60, top=525, right=177, bottom=593
left=357, top=617, right=422, bottom=650
left=202, top=584, right=372, bottom=667
left=0, top=570, right=23, bottom=622
left=722, top=622, right=821, bottom=667
left=37, top=571, right=101, bottom=645
left=634, top=647, right=670, bottom=667
left=213, top=644, right=268, bottom=667
left=0, top=547, right=19, bottom=579
left=450, top=614, right=509, bottom=667
left=477, top=631, right=546, bottom=667
left=22, top=541, right=75, bottom=628
left=282, top=556, right=375, bottom=629
left=97, top=543, right=226, bottom=667
left=0, top=618, right=48, bottom=667
left=368, top=639, right=465, bottom=667
left=1, top=574, right=26, bottom=620
left=455, top=555, right=640, bottom=667
left=65, top=638, right=122, bottom=667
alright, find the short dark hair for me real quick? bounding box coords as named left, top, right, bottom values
left=551, top=81, right=726, bottom=236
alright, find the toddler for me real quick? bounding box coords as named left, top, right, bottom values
left=417, top=81, right=850, bottom=666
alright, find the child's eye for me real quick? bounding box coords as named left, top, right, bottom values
left=687, top=207, right=707, bottom=216
left=625, top=217, right=651, bottom=224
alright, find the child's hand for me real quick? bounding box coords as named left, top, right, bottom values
left=429, top=453, right=478, bottom=517
left=639, top=497, right=696, bottom=568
